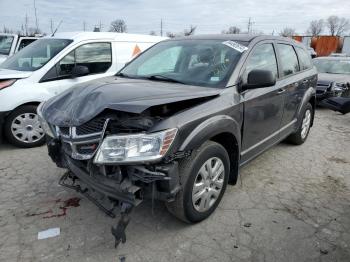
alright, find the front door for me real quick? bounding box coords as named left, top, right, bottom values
left=240, top=42, right=284, bottom=164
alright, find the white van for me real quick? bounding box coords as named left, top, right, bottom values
left=0, top=32, right=166, bottom=147
left=0, top=34, right=40, bottom=64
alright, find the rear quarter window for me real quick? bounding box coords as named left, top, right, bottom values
left=295, top=47, right=312, bottom=70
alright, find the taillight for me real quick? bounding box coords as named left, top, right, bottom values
left=0, top=79, right=17, bottom=90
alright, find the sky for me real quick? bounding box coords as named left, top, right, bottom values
left=0, top=0, right=349, bottom=35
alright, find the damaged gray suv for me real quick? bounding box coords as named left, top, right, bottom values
left=39, top=35, right=317, bottom=247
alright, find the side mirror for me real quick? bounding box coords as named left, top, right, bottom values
left=71, top=65, right=89, bottom=78
left=243, top=69, right=276, bottom=90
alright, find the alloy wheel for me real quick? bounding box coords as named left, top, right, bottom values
left=192, top=157, right=225, bottom=212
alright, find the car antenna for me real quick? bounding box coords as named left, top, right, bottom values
left=51, top=20, right=63, bottom=37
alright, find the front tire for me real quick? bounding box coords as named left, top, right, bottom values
left=287, top=103, right=313, bottom=145
left=4, top=105, right=45, bottom=148
left=166, top=141, right=230, bottom=223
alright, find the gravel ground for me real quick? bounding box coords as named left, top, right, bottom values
left=0, top=108, right=349, bottom=262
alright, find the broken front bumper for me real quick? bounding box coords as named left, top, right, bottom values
left=47, top=138, right=181, bottom=207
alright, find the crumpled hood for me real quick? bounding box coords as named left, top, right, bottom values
left=0, top=68, right=33, bottom=79
left=42, top=76, right=221, bottom=126
left=318, top=73, right=350, bottom=85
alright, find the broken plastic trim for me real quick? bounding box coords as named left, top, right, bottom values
left=59, top=172, right=136, bottom=249
left=59, top=172, right=117, bottom=218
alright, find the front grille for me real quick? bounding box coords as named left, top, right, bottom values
left=76, top=143, right=99, bottom=155
left=59, top=127, right=70, bottom=136
left=76, top=117, right=106, bottom=135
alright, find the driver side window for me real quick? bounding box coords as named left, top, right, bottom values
left=243, top=43, right=278, bottom=83
left=41, top=42, right=112, bottom=82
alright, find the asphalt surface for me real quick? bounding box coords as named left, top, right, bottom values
left=0, top=108, right=349, bottom=262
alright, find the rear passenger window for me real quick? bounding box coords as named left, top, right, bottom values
left=277, top=44, right=299, bottom=76
left=295, top=47, right=312, bottom=70
left=57, top=42, right=112, bottom=77
left=244, top=43, right=278, bottom=81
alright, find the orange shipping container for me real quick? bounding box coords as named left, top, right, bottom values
left=314, top=36, right=341, bottom=56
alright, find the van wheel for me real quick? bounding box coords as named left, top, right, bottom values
left=166, top=141, right=230, bottom=223
left=287, top=103, right=313, bottom=145
left=4, top=105, right=45, bottom=148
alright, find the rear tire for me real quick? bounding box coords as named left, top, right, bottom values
left=287, top=103, right=313, bottom=145
left=4, top=105, right=45, bottom=148
left=166, top=141, right=230, bottom=223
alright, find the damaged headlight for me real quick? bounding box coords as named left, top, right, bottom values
left=37, top=102, right=55, bottom=138
left=94, top=128, right=177, bottom=164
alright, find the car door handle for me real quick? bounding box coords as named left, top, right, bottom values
left=277, top=88, right=285, bottom=94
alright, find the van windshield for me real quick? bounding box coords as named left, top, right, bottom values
left=118, top=39, right=247, bottom=88
left=0, top=35, right=14, bottom=55
left=0, top=38, right=72, bottom=72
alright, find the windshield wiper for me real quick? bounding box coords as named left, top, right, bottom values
left=147, top=74, right=186, bottom=84
left=115, top=72, right=129, bottom=77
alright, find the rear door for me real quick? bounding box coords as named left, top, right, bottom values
left=275, top=43, right=305, bottom=137
left=240, top=41, right=284, bottom=163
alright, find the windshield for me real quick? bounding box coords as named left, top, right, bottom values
left=119, top=39, right=247, bottom=87
left=0, top=35, right=14, bottom=55
left=0, top=38, right=72, bottom=71
left=313, top=59, right=350, bottom=74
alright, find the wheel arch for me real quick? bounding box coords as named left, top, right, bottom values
left=179, top=115, right=241, bottom=185
left=297, top=87, right=316, bottom=126
left=4, top=101, right=42, bottom=121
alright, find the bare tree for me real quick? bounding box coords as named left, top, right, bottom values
left=184, top=25, right=196, bottom=36
left=109, top=19, right=127, bottom=33
left=279, top=27, right=296, bottom=37
left=326, top=15, right=349, bottom=36
left=222, top=26, right=241, bottom=34
left=149, top=30, right=157, bottom=36
left=307, top=19, right=324, bottom=36
left=27, top=27, right=41, bottom=36
left=1, top=26, right=14, bottom=34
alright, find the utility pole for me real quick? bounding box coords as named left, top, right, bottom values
left=50, top=19, right=54, bottom=35
left=24, top=13, right=29, bottom=36
left=83, top=21, right=87, bottom=31
left=247, top=17, right=252, bottom=34
left=99, top=20, right=103, bottom=31
left=33, top=0, right=39, bottom=32
left=160, top=18, right=163, bottom=36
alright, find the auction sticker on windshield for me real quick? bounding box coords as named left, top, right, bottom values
left=222, top=41, right=248, bottom=53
